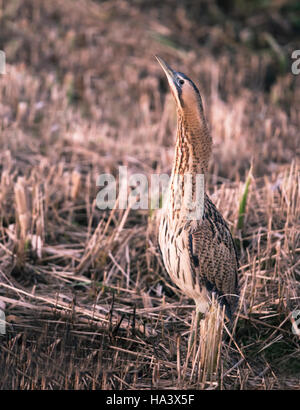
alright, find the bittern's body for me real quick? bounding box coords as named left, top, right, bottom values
left=157, top=57, right=239, bottom=320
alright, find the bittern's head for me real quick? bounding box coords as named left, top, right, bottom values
left=156, top=56, right=203, bottom=115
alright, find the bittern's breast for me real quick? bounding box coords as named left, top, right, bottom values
left=158, top=212, right=208, bottom=307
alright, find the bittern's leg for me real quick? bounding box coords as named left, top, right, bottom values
left=190, top=305, right=205, bottom=349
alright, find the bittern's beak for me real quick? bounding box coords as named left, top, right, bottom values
left=155, top=55, right=177, bottom=86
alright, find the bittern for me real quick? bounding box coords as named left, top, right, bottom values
left=156, top=56, right=239, bottom=324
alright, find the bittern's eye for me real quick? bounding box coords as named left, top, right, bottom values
left=179, top=79, right=185, bottom=85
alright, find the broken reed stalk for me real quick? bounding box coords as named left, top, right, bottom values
left=14, top=177, right=31, bottom=265
left=198, top=296, right=225, bottom=386
left=71, top=169, right=81, bottom=201
left=185, top=296, right=225, bottom=388
left=14, top=177, right=31, bottom=241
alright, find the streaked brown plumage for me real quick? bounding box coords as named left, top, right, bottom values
left=156, top=56, right=239, bottom=320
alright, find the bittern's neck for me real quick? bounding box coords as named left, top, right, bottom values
left=168, top=108, right=211, bottom=220
left=172, top=108, right=212, bottom=179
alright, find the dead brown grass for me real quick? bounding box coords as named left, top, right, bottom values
left=0, top=0, right=299, bottom=389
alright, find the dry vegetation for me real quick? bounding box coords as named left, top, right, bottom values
left=0, top=0, right=299, bottom=389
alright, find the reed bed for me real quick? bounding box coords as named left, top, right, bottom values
left=0, top=0, right=299, bottom=389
